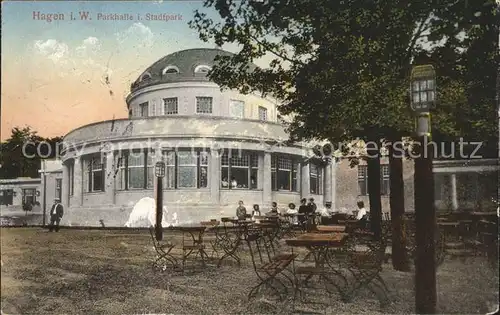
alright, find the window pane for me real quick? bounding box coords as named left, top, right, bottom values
left=221, top=167, right=229, bottom=188
left=93, top=170, right=103, bottom=191
left=271, top=169, right=277, bottom=191
left=178, top=151, right=197, bottom=165
left=412, top=81, right=420, bottom=92
left=428, top=90, right=435, bottom=102
left=359, top=180, right=367, bottom=195
left=230, top=154, right=249, bottom=166
left=250, top=169, right=258, bottom=189
left=231, top=167, right=249, bottom=188
left=412, top=92, right=419, bottom=103
left=292, top=165, right=298, bottom=192
left=164, top=98, right=178, bottom=114
left=277, top=170, right=291, bottom=190
left=128, top=153, right=144, bottom=166
left=230, top=100, right=245, bottom=118
left=200, top=152, right=209, bottom=165
left=165, top=166, right=175, bottom=188
left=199, top=166, right=208, bottom=188
left=221, top=153, right=229, bottom=166
left=426, top=79, right=434, bottom=90
left=178, top=166, right=196, bottom=188
left=140, top=102, right=149, bottom=117
left=420, top=91, right=427, bottom=102
left=147, top=167, right=154, bottom=188
left=164, top=151, right=175, bottom=166
left=419, top=80, right=427, bottom=90
left=310, top=176, right=317, bottom=194
left=196, top=97, right=213, bottom=114
left=129, top=168, right=144, bottom=189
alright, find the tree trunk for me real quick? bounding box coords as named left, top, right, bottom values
left=366, top=144, right=382, bottom=240
left=389, top=140, right=411, bottom=271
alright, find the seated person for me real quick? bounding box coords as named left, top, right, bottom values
left=286, top=203, right=298, bottom=224
left=267, top=201, right=279, bottom=215
left=251, top=204, right=261, bottom=217
left=221, top=177, right=229, bottom=188
left=356, top=201, right=368, bottom=220
left=235, top=200, right=247, bottom=220
left=230, top=177, right=238, bottom=188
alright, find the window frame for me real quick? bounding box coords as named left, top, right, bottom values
left=196, top=96, right=213, bottom=114
left=309, top=163, right=323, bottom=195
left=85, top=157, right=105, bottom=193
left=357, top=164, right=390, bottom=196
left=258, top=106, right=268, bottom=121
left=221, top=150, right=259, bottom=190
left=139, top=102, right=149, bottom=117
left=161, top=150, right=210, bottom=190
left=271, top=154, right=299, bottom=192
left=229, top=99, right=245, bottom=118
left=69, top=162, right=74, bottom=196
left=163, top=97, right=178, bottom=115
left=55, top=178, right=62, bottom=201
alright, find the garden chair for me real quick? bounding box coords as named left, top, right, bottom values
left=149, top=227, right=178, bottom=271
left=343, top=238, right=391, bottom=306
left=246, top=229, right=297, bottom=300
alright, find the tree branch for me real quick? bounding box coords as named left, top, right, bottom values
left=248, top=33, right=305, bottom=66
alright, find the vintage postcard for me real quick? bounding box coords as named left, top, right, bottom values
left=1, top=0, right=498, bottom=314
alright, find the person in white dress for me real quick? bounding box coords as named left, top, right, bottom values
left=356, top=201, right=368, bottom=220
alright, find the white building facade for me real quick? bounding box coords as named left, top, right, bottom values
left=60, top=48, right=335, bottom=226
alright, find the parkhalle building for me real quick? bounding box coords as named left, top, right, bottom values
left=50, top=48, right=498, bottom=227
left=59, top=48, right=335, bottom=226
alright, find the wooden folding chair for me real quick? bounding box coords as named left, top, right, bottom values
left=343, top=238, right=391, bottom=306
left=246, top=229, right=297, bottom=300
left=149, top=227, right=178, bottom=271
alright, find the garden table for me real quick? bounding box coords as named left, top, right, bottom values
left=315, top=225, right=346, bottom=233
left=286, top=233, right=350, bottom=301
left=168, top=225, right=209, bottom=269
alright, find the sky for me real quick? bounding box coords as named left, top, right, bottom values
left=1, top=0, right=274, bottom=141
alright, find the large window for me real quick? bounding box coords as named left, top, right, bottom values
left=271, top=155, right=299, bottom=191
left=258, top=106, right=268, bottom=121
left=118, top=151, right=155, bottom=190
left=55, top=179, right=62, bottom=201
left=230, top=100, right=245, bottom=118
left=140, top=102, right=149, bottom=117
left=161, top=150, right=209, bottom=189
left=164, top=97, right=178, bottom=114
left=357, top=164, right=390, bottom=196
left=84, top=157, right=104, bottom=192
left=196, top=97, right=213, bottom=114
left=221, top=151, right=258, bottom=189
left=310, top=164, right=323, bottom=195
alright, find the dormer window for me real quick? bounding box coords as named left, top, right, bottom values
left=194, top=65, right=211, bottom=74
left=162, top=66, right=179, bottom=75
left=140, top=72, right=152, bottom=82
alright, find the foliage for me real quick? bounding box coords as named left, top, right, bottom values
left=0, top=127, right=62, bottom=179
left=190, top=0, right=499, bottom=155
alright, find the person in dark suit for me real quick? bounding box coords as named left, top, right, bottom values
left=49, top=198, right=64, bottom=232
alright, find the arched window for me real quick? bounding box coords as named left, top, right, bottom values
left=140, top=72, right=152, bottom=82
left=194, top=65, right=211, bottom=74
left=162, top=65, right=179, bottom=75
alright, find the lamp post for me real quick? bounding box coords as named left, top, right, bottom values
left=410, top=64, right=437, bottom=314
left=154, top=161, right=165, bottom=241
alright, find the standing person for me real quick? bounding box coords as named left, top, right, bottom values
left=49, top=198, right=64, bottom=232
left=298, top=198, right=309, bottom=228
left=308, top=198, right=317, bottom=213
left=286, top=203, right=298, bottom=225
left=235, top=200, right=247, bottom=220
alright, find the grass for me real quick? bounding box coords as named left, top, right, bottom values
left=1, top=228, right=498, bottom=315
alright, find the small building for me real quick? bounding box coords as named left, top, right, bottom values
left=0, top=177, right=42, bottom=209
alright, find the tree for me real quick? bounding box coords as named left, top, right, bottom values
left=190, top=0, right=499, bottom=269
left=0, top=127, right=62, bottom=179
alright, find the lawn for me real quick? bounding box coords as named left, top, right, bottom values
left=1, top=228, right=498, bottom=314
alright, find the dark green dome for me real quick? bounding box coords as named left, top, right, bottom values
left=131, top=48, right=250, bottom=92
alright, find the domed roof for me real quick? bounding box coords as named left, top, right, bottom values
left=130, top=48, right=254, bottom=92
